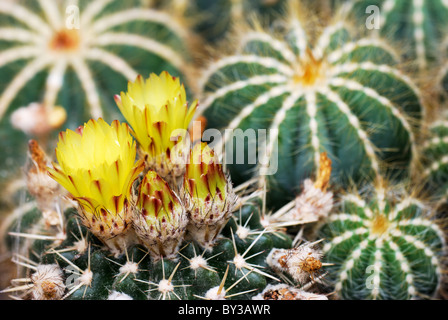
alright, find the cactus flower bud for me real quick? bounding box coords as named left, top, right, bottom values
left=182, top=142, right=237, bottom=248
left=133, top=170, right=187, bottom=260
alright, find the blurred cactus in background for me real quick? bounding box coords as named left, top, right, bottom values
left=337, top=0, right=448, bottom=70
left=199, top=1, right=423, bottom=208
left=320, top=184, right=445, bottom=299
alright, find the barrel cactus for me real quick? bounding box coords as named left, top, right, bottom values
left=0, top=0, right=196, bottom=191
left=320, top=185, right=445, bottom=299
left=2, top=0, right=447, bottom=303
left=340, top=0, right=448, bottom=70
left=199, top=3, right=422, bottom=207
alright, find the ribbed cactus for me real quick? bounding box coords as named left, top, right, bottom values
left=421, top=119, right=448, bottom=197
left=340, top=0, right=448, bottom=70
left=0, top=0, right=196, bottom=189
left=199, top=4, right=422, bottom=206
left=320, top=185, right=445, bottom=299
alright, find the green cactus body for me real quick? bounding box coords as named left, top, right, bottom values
left=3, top=196, right=302, bottom=300
left=0, top=0, right=195, bottom=184
left=421, top=120, right=448, bottom=196
left=342, top=0, right=448, bottom=70
left=199, top=12, right=422, bottom=207
left=320, top=188, right=445, bottom=299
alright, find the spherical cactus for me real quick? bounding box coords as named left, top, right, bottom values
left=199, top=3, right=422, bottom=207
left=340, top=0, right=448, bottom=70
left=0, top=0, right=197, bottom=189
left=320, top=185, right=445, bottom=300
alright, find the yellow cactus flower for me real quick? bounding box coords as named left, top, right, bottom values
left=48, top=118, right=144, bottom=255
left=115, top=71, right=197, bottom=183
left=133, top=170, right=187, bottom=260
left=183, top=142, right=237, bottom=248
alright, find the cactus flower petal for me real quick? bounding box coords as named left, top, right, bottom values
left=116, top=71, right=197, bottom=183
